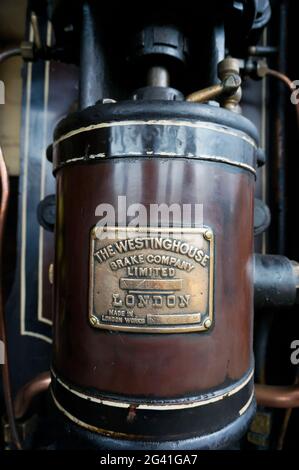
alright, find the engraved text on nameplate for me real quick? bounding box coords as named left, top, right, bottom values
left=89, top=227, right=214, bottom=333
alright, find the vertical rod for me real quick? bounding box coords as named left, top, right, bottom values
left=275, top=0, right=288, bottom=254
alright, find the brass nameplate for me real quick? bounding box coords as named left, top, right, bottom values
left=89, top=227, right=214, bottom=333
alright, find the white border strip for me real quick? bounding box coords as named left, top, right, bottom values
left=20, top=24, right=52, bottom=343
left=261, top=28, right=268, bottom=255
left=38, top=20, right=53, bottom=326
left=51, top=368, right=254, bottom=411
left=239, top=391, right=255, bottom=416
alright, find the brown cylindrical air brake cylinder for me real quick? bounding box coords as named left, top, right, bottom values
left=50, top=101, right=258, bottom=449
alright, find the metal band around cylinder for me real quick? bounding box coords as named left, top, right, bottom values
left=52, top=120, right=257, bottom=175
left=50, top=367, right=255, bottom=440
left=54, top=400, right=256, bottom=449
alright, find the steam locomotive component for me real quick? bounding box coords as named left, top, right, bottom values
left=50, top=99, right=258, bottom=449
left=254, top=255, right=299, bottom=310
left=44, top=0, right=272, bottom=451
left=3, top=0, right=299, bottom=452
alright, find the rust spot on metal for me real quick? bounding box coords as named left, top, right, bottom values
left=126, top=405, right=137, bottom=423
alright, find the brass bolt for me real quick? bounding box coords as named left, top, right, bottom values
left=90, top=316, right=98, bottom=326
left=204, top=318, right=212, bottom=329
left=218, top=58, right=242, bottom=113
left=204, top=229, right=213, bottom=241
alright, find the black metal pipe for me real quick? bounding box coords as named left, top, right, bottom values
left=254, top=254, right=299, bottom=310
left=276, top=1, right=288, bottom=255
left=267, top=1, right=288, bottom=255
left=79, top=2, right=111, bottom=108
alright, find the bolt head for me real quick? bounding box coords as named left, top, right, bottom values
left=204, top=229, right=213, bottom=240
left=204, top=318, right=212, bottom=329
left=90, top=316, right=98, bottom=326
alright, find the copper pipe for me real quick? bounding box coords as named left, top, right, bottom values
left=0, top=48, right=21, bottom=63
left=276, top=376, right=299, bottom=449
left=186, top=74, right=241, bottom=103
left=0, top=146, right=22, bottom=449
left=266, top=68, right=299, bottom=128
left=0, top=46, right=23, bottom=450
left=255, top=383, right=299, bottom=408
left=266, top=68, right=293, bottom=90
left=186, top=83, right=225, bottom=103
left=14, top=371, right=51, bottom=419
